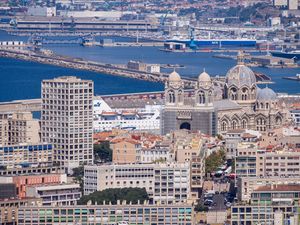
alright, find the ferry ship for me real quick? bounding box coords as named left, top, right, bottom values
left=165, top=38, right=257, bottom=48
left=270, top=50, right=300, bottom=61
left=93, top=99, right=162, bottom=133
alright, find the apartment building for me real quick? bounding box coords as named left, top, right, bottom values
left=0, top=111, right=40, bottom=146
left=0, top=143, right=53, bottom=168
left=0, top=173, right=67, bottom=199
left=237, top=176, right=300, bottom=202
left=140, top=146, right=171, bottom=163
left=235, top=142, right=300, bottom=178
left=17, top=203, right=193, bottom=225
left=84, top=162, right=190, bottom=204
left=111, top=138, right=141, bottom=164
left=251, top=184, right=300, bottom=205
left=84, top=164, right=154, bottom=196
left=231, top=204, right=299, bottom=225
left=224, top=129, right=260, bottom=158
left=0, top=197, right=42, bottom=225
left=41, top=76, right=94, bottom=172
left=26, top=183, right=81, bottom=206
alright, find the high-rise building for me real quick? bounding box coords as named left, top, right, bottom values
left=41, top=76, right=94, bottom=172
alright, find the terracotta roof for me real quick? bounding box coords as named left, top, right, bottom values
left=254, top=184, right=300, bottom=192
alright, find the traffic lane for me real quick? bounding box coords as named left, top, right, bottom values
left=210, top=194, right=226, bottom=211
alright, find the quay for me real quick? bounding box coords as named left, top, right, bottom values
left=282, top=74, right=300, bottom=81
left=0, top=48, right=196, bottom=88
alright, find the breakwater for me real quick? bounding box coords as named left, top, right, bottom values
left=0, top=48, right=196, bottom=88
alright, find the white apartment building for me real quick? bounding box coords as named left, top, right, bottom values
left=237, top=176, right=300, bottom=202
left=84, top=162, right=190, bottom=204
left=26, top=183, right=81, bottom=206
left=41, top=76, right=94, bottom=172
left=139, top=147, right=171, bottom=163
left=236, top=142, right=300, bottom=178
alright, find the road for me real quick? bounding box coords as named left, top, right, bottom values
left=210, top=194, right=227, bottom=211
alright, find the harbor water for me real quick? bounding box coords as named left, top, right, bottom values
left=0, top=31, right=299, bottom=102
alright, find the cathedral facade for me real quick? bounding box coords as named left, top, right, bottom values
left=161, top=56, right=289, bottom=136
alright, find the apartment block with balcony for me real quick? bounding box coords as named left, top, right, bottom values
left=237, top=176, right=300, bottom=202
left=153, top=162, right=190, bottom=204
left=84, top=164, right=155, bottom=196
left=231, top=204, right=299, bottom=225
left=17, top=203, right=193, bottom=225
left=26, top=183, right=81, bottom=206
left=41, top=76, right=94, bottom=172
left=84, top=162, right=190, bottom=204
left=0, top=143, right=53, bottom=169
left=0, top=111, right=40, bottom=146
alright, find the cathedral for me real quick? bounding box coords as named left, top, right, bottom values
left=161, top=53, right=289, bottom=136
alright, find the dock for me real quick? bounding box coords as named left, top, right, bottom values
left=0, top=48, right=196, bottom=88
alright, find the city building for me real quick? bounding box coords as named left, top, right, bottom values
left=237, top=176, right=300, bottom=202
left=41, top=76, right=94, bottom=172
left=251, top=184, right=300, bottom=205
left=161, top=53, right=289, bottom=136
left=0, top=198, right=42, bottom=225
left=0, top=111, right=40, bottom=146
left=84, top=162, right=190, bottom=204
left=111, top=138, right=141, bottom=164
left=140, top=145, right=171, bottom=163
left=26, top=183, right=81, bottom=206
left=17, top=203, right=194, bottom=225
left=93, top=98, right=162, bottom=133
left=290, top=109, right=300, bottom=126
left=224, top=129, right=260, bottom=158
left=0, top=183, right=16, bottom=199
left=231, top=204, right=299, bottom=225
left=0, top=143, right=53, bottom=169
left=235, top=142, right=300, bottom=178
left=0, top=173, right=67, bottom=199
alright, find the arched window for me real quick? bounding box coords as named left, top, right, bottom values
left=178, top=90, right=183, bottom=103
left=232, top=120, right=237, bottom=130
left=275, top=117, right=282, bottom=125
left=199, top=91, right=205, bottom=104
left=230, top=88, right=237, bottom=100
left=266, top=103, right=269, bottom=109
left=260, top=103, right=264, bottom=109
left=242, top=119, right=247, bottom=129
left=221, top=121, right=228, bottom=131
left=242, top=88, right=248, bottom=101
left=168, top=91, right=175, bottom=103
left=256, top=118, right=266, bottom=131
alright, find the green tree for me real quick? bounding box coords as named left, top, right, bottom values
left=73, top=166, right=84, bottom=192
left=78, top=188, right=149, bottom=205
left=205, top=149, right=226, bottom=175
left=94, top=141, right=112, bottom=163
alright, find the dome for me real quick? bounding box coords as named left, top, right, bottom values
left=169, top=71, right=181, bottom=82
left=257, top=87, right=277, bottom=101
left=226, top=65, right=256, bottom=88
left=198, top=71, right=211, bottom=83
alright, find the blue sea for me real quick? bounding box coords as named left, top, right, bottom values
left=0, top=31, right=299, bottom=102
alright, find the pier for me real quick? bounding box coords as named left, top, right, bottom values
left=0, top=48, right=196, bottom=88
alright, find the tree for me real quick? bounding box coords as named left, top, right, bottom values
left=78, top=188, right=149, bottom=205
left=72, top=166, right=84, bottom=192
left=94, top=141, right=112, bottom=163
left=205, top=149, right=226, bottom=175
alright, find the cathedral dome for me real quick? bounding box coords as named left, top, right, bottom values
left=169, top=71, right=181, bottom=82
left=257, top=87, right=277, bottom=101
left=198, top=71, right=211, bottom=83
left=226, top=65, right=256, bottom=88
